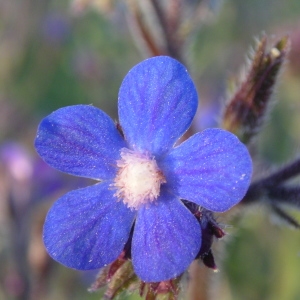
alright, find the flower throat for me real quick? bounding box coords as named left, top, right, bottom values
left=113, top=148, right=166, bottom=209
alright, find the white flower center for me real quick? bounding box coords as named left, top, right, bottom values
left=113, top=148, right=166, bottom=209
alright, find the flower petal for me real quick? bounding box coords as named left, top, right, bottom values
left=118, top=56, right=198, bottom=156
left=132, top=189, right=201, bottom=282
left=35, top=105, right=126, bottom=180
left=161, top=128, right=252, bottom=212
left=43, top=182, right=135, bottom=270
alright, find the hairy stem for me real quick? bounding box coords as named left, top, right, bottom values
left=242, top=157, right=300, bottom=204
left=151, top=0, right=184, bottom=63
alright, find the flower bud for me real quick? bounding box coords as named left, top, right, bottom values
left=222, top=35, right=290, bottom=144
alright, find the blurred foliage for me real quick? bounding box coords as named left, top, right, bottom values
left=1, top=0, right=300, bottom=299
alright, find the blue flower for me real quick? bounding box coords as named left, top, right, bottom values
left=35, top=56, right=252, bottom=282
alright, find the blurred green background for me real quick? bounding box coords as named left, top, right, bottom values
left=1, top=0, right=300, bottom=299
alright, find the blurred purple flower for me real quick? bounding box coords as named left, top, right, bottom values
left=35, top=56, right=252, bottom=282
left=0, top=142, right=34, bottom=214
left=42, top=13, right=70, bottom=46
left=0, top=142, right=83, bottom=207
left=0, top=142, right=33, bottom=182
